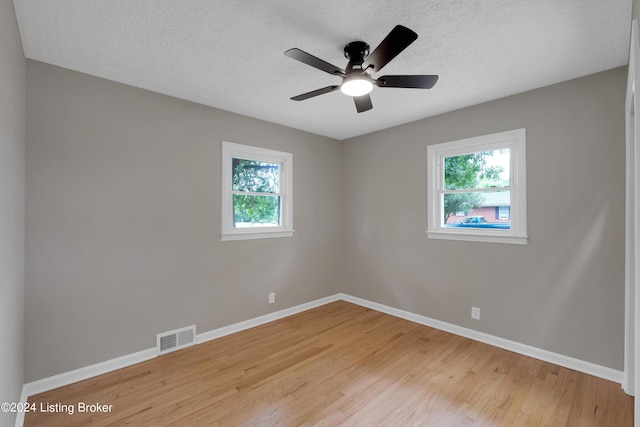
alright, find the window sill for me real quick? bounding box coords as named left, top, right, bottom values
left=221, top=229, right=295, bottom=242
left=426, top=230, right=528, bottom=245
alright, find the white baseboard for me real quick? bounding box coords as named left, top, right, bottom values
left=21, top=347, right=157, bottom=399
left=18, top=294, right=342, bottom=405
left=340, top=293, right=624, bottom=384
left=196, top=294, right=341, bottom=344
left=16, top=292, right=623, bottom=427
left=15, top=347, right=156, bottom=427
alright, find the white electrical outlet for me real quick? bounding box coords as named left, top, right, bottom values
left=471, top=307, right=481, bottom=320
left=269, top=292, right=275, bottom=304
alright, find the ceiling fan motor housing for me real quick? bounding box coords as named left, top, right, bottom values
left=344, top=41, right=370, bottom=71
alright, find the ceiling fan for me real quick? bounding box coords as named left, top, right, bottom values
left=284, top=25, right=439, bottom=113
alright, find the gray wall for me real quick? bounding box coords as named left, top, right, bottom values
left=25, top=61, right=344, bottom=382
left=0, top=0, right=26, bottom=425
left=341, top=67, right=627, bottom=370
left=24, top=61, right=627, bottom=381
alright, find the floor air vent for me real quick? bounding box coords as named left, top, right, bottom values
left=156, top=325, right=196, bottom=355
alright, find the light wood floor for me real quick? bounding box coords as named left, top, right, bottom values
left=25, top=301, right=633, bottom=426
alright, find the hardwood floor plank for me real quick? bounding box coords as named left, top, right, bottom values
left=24, top=301, right=633, bottom=426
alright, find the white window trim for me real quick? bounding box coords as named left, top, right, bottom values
left=426, top=128, right=527, bottom=245
left=221, top=141, right=294, bottom=241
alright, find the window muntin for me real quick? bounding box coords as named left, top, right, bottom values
left=427, top=129, right=527, bottom=245
left=221, top=142, right=293, bottom=241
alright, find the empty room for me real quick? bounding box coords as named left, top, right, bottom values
left=3, top=0, right=640, bottom=426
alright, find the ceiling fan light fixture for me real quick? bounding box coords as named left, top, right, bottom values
left=340, top=76, right=373, bottom=97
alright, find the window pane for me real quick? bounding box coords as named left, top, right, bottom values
left=232, top=159, right=279, bottom=193
left=233, top=194, right=281, bottom=227
left=443, top=191, right=510, bottom=229
left=444, top=149, right=510, bottom=190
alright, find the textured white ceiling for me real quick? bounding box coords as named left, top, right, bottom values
left=14, top=0, right=632, bottom=140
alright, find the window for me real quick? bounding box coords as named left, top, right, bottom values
left=221, top=141, right=293, bottom=241
left=426, top=128, right=527, bottom=244
left=498, top=206, right=510, bottom=220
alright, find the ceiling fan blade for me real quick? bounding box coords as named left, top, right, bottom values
left=376, top=75, right=439, bottom=89
left=284, top=48, right=345, bottom=76
left=291, top=85, right=340, bottom=101
left=353, top=94, right=373, bottom=113
left=362, top=25, right=418, bottom=73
